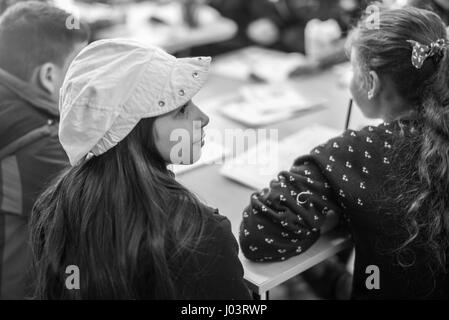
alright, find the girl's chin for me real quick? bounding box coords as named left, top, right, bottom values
left=191, top=145, right=203, bottom=164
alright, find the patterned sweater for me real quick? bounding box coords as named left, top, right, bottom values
left=240, top=120, right=449, bottom=299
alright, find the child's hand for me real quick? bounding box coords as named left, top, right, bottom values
left=247, top=18, right=280, bottom=46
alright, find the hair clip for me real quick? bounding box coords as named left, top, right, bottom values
left=407, top=38, right=449, bottom=69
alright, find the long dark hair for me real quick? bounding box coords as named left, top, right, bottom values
left=350, top=6, right=449, bottom=271
left=30, top=117, right=208, bottom=299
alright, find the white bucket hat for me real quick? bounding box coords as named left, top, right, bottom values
left=59, top=38, right=211, bottom=166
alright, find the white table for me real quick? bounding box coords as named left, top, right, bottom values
left=241, top=229, right=352, bottom=299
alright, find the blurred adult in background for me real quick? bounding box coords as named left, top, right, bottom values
left=189, top=0, right=372, bottom=75
left=409, top=0, right=449, bottom=24
left=0, top=0, right=46, bottom=13
left=203, top=0, right=369, bottom=54
left=0, top=1, right=89, bottom=299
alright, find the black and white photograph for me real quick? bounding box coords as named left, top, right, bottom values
left=0, top=0, right=448, bottom=308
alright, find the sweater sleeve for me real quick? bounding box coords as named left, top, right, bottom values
left=239, top=156, right=342, bottom=261
left=239, top=127, right=379, bottom=261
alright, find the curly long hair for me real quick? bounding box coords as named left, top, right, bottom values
left=350, top=6, right=449, bottom=271
left=30, top=117, right=208, bottom=299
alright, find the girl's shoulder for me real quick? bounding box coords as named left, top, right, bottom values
left=180, top=200, right=233, bottom=241
left=342, top=120, right=416, bottom=148
left=194, top=204, right=241, bottom=259
left=177, top=204, right=250, bottom=299
left=311, top=121, right=397, bottom=159
left=341, top=122, right=396, bottom=145
left=200, top=205, right=234, bottom=237
left=307, top=121, right=412, bottom=180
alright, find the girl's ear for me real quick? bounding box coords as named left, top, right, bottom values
left=367, top=70, right=380, bottom=100
left=30, top=62, right=63, bottom=97
left=38, top=63, right=58, bottom=95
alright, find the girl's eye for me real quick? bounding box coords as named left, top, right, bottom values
left=179, top=104, right=188, bottom=114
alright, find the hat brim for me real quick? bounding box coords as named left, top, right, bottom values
left=89, top=56, right=211, bottom=162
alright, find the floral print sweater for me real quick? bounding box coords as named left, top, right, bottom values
left=240, top=120, right=449, bottom=299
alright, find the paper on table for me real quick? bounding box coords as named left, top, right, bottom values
left=220, top=125, right=341, bottom=190
left=217, top=83, right=326, bottom=126
left=212, top=46, right=309, bottom=83
left=240, top=84, right=309, bottom=114
left=171, top=138, right=230, bottom=175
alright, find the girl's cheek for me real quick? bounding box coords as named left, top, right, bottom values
left=350, top=72, right=365, bottom=102
left=154, top=135, right=170, bottom=163
left=153, top=121, right=174, bottom=162
left=349, top=77, right=359, bottom=100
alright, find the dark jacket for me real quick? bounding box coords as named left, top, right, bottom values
left=240, top=120, right=449, bottom=299
left=0, top=68, right=68, bottom=299
left=175, top=206, right=251, bottom=300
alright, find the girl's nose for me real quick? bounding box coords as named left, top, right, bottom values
left=200, top=111, right=210, bottom=128
left=193, top=102, right=209, bottom=128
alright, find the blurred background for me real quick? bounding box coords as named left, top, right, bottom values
left=1, top=0, right=444, bottom=300
left=0, top=0, right=412, bottom=57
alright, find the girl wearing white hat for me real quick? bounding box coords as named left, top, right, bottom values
left=29, top=39, right=251, bottom=299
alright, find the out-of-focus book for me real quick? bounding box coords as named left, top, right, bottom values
left=220, top=125, right=341, bottom=190
left=214, top=83, right=326, bottom=126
